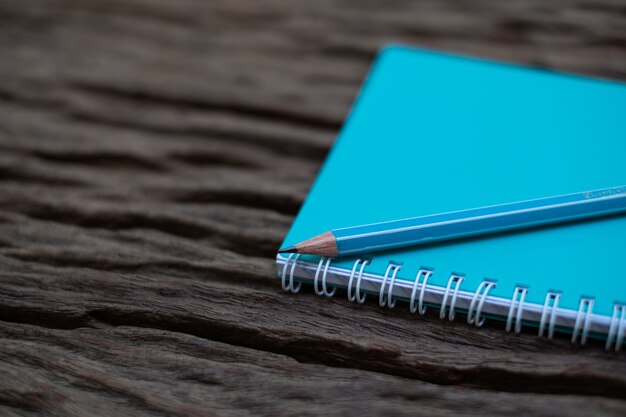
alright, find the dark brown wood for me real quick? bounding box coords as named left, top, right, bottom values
left=0, top=0, right=625, bottom=415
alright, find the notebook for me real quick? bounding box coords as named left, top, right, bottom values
left=276, top=45, right=626, bottom=349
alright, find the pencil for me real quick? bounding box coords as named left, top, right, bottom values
left=279, top=185, right=626, bottom=257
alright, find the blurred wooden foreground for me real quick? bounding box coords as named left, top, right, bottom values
left=0, top=0, right=625, bottom=416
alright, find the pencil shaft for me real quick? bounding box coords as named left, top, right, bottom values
left=332, top=185, right=626, bottom=256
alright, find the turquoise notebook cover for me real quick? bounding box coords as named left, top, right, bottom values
left=279, top=45, right=626, bottom=321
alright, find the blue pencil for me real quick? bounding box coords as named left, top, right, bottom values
left=279, top=185, right=626, bottom=257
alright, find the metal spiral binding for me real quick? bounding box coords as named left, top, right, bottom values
left=440, top=274, right=464, bottom=320
left=281, top=256, right=619, bottom=348
left=605, top=304, right=626, bottom=352
left=538, top=292, right=561, bottom=338
left=409, top=269, right=433, bottom=315
left=571, top=298, right=594, bottom=345
left=506, top=286, right=528, bottom=333
left=467, top=280, right=496, bottom=327
left=281, top=253, right=302, bottom=293
left=379, top=263, right=402, bottom=308
left=347, top=259, right=369, bottom=304
left=313, top=257, right=336, bottom=297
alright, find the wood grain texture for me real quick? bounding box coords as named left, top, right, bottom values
left=0, top=0, right=625, bottom=415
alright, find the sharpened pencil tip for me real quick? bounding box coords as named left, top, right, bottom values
left=278, top=245, right=298, bottom=253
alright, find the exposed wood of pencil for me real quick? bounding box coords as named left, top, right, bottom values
left=280, top=231, right=338, bottom=257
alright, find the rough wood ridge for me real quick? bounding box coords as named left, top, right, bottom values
left=0, top=0, right=625, bottom=416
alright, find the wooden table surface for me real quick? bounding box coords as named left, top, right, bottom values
left=0, top=1, right=625, bottom=416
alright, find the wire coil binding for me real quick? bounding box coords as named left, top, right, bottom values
left=347, top=259, right=369, bottom=304
left=506, top=286, right=528, bottom=333
left=571, top=298, right=594, bottom=345
left=605, top=304, right=626, bottom=352
left=440, top=274, right=464, bottom=320
left=379, top=263, right=402, bottom=308
left=538, top=292, right=561, bottom=339
left=467, top=280, right=496, bottom=327
left=409, top=269, right=433, bottom=315
left=280, top=256, right=621, bottom=348
left=281, top=253, right=302, bottom=293
left=314, top=257, right=336, bottom=297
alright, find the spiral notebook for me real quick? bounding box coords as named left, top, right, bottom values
left=276, top=45, right=626, bottom=349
